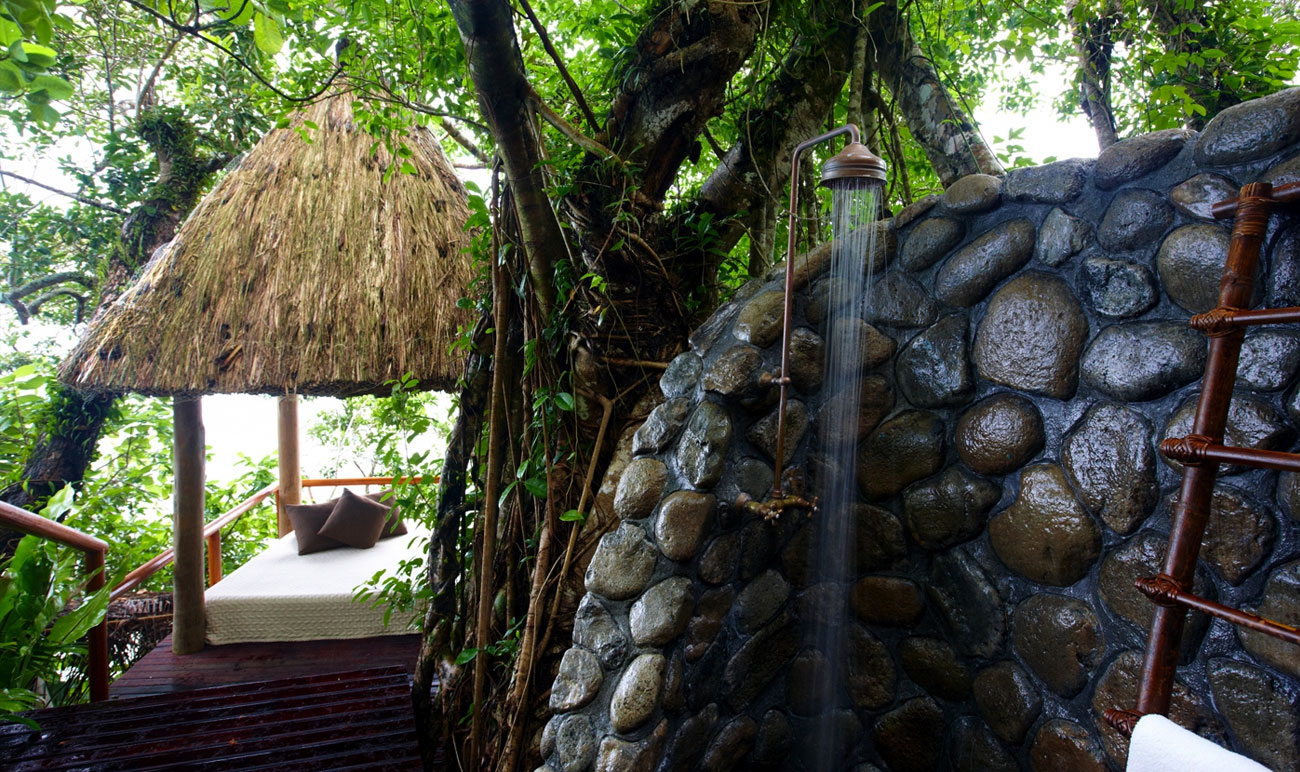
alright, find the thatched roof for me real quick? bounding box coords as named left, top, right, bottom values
left=60, top=93, right=474, bottom=398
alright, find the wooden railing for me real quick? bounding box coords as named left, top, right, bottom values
left=0, top=499, right=109, bottom=702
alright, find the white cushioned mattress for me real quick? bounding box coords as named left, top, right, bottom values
left=205, top=526, right=428, bottom=645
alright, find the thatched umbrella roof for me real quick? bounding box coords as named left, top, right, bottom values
left=60, top=93, right=474, bottom=398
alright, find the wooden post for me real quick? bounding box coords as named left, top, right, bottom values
left=172, top=396, right=206, bottom=656
left=276, top=392, right=301, bottom=536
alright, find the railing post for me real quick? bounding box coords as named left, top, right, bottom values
left=206, top=531, right=222, bottom=586
left=86, top=547, right=109, bottom=702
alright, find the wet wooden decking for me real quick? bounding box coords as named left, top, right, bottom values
left=111, top=633, right=421, bottom=699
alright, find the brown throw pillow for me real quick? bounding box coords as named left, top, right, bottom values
left=287, top=500, right=344, bottom=555
left=367, top=490, right=409, bottom=538
left=319, top=489, right=390, bottom=549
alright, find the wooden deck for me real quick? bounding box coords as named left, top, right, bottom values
left=111, top=633, right=421, bottom=699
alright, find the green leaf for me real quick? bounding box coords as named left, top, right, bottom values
left=28, top=73, right=70, bottom=99
left=215, top=0, right=255, bottom=25
left=252, top=12, right=283, bottom=55
left=554, top=391, right=575, bottom=411
left=559, top=509, right=586, bottom=523
left=399, top=159, right=417, bottom=175
left=454, top=647, right=478, bottom=665
left=522, top=476, right=548, bottom=499
left=19, top=41, right=55, bottom=67
left=0, top=60, right=23, bottom=93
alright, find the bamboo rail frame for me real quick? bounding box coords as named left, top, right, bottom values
left=0, top=499, right=110, bottom=702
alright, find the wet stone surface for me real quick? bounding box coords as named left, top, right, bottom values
left=1098, top=189, right=1174, bottom=252
left=872, top=697, right=945, bottom=772
left=1157, top=223, right=1236, bottom=313
left=746, top=399, right=805, bottom=466
left=1098, top=533, right=1211, bottom=660
left=953, top=392, right=1045, bottom=476
left=899, top=636, right=971, bottom=701
left=752, top=710, right=791, bottom=766
left=899, top=216, right=964, bottom=272
left=1163, top=394, right=1295, bottom=475
left=614, top=458, right=668, bottom=520
left=1209, top=658, right=1300, bottom=771
left=848, top=623, right=897, bottom=709
left=1012, top=593, right=1104, bottom=697
left=1239, top=560, right=1300, bottom=676
left=550, top=647, right=604, bottom=713
left=631, top=577, right=694, bottom=647
left=610, top=653, right=667, bottom=733
left=973, top=660, right=1042, bottom=745
left=863, top=272, right=938, bottom=328
left=554, top=714, right=597, bottom=772
left=928, top=548, right=1006, bottom=658
left=664, top=703, right=717, bottom=772
left=814, top=375, right=892, bottom=447
left=850, top=575, right=925, bottom=627
left=902, top=465, right=1001, bottom=550
left=1195, top=86, right=1300, bottom=166
left=699, top=716, right=757, bottom=772
left=1061, top=402, right=1158, bottom=534
left=826, top=318, right=897, bottom=375
left=1170, top=173, right=1238, bottom=220
left=1029, top=719, right=1107, bottom=772
left=1004, top=159, right=1092, bottom=204
left=1080, top=320, right=1207, bottom=402
left=698, top=531, right=739, bottom=586
left=787, top=327, right=825, bottom=394
left=1270, top=225, right=1300, bottom=308
left=1238, top=330, right=1300, bottom=391
left=949, top=717, right=1018, bottom=772
left=935, top=218, right=1036, bottom=307
left=700, top=345, right=763, bottom=400
left=733, top=569, right=789, bottom=634
left=660, top=353, right=702, bottom=399
left=1197, top=485, right=1277, bottom=585
left=585, top=523, right=658, bottom=601
left=1080, top=256, right=1158, bottom=318
left=675, top=401, right=732, bottom=489
left=942, top=173, right=1002, bottom=213
left=733, top=290, right=786, bottom=348
left=895, top=314, right=972, bottom=407
left=654, top=489, right=714, bottom=562
left=1264, top=151, right=1300, bottom=187
left=989, top=463, right=1101, bottom=586
left=1036, top=207, right=1094, bottom=267
left=574, top=594, right=631, bottom=671
left=1095, top=128, right=1194, bottom=189
left=974, top=272, right=1088, bottom=399
left=857, top=410, right=946, bottom=500
left=684, top=587, right=733, bottom=661
left=722, top=614, right=798, bottom=710
left=633, top=398, right=691, bottom=456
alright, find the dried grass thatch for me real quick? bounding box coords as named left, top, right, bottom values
left=61, top=93, right=474, bottom=397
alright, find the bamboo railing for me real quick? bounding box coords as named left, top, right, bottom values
left=0, top=499, right=109, bottom=702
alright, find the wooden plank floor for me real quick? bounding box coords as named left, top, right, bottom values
left=111, top=633, right=421, bottom=700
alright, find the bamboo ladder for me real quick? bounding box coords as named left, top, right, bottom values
left=1105, top=180, right=1300, bottom=735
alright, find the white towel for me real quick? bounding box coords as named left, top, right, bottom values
left=1127, top=714, right=1271, bottom=772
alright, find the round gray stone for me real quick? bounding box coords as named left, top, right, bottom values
left=554, top=714, right=598, bottom=772
left=1171, top=173, right=1238, bottom=220
left=585, top=522, right=658, bottom=600
left=733, top=569, right=789, bottom=634
left=573, top=594, right=631, bottom=670
left=1157, top=223, right=1236, bottom=313
left=863, top=272, right=938, bottom=328
left=787, top=327, right=825, bottom=394
left=610, top=653, right=666, bottom=733
left=973, top=272, right=1089, bottom=399
left=1195, top=86, right=1300, bottom=166
left=1238, top=330, right=1300, bottom=391
left=1239, top=560, right=1300, bottom=676
left=928, top=547, right=1006, bottom=658
left=614, top=457, right=668, bottom=520
left=953, top=392, right=1045, bottom=476
left=973, top=660, right=1042, bottom=745
left=1281, top=471, right=1300, bottom=522
left=1036, top=207, right=1094, bottom=267
left=675, top=400, right=732, bottom=489
left=857, top=410, right=946, bottom=500
left=661, top=352, right=702, bottom=399
left=698, top=531, right=739, bottom=585
left=633, top=398, right=691, bottom=455
left=654, top=489, right=714, bottom=562
left=1263, top=151, right=1300, bottom=187
left=893, top=194, right=939, bottom=229
left=1163, top=394, right=1294, bottom=475
left=631, top=577, right=694, bottom=646
left=900, top=216, right=964, bottom=272
left=895, top=314, right=972, bottom=407
left=902, top=465, right=1001, bottom=550
left=1095, top=128, right=1194, bottom=189
left=1269, top=226, right=1300, bottom=308
left=1012, top=593, right=1104, bottom=697
left=1197, top=484, right=1278, bottom=585
left=1209, top=658, right=1300, bottom=771
left=935, top=218, right=1036, bottom=307
left=1098, top=189, right=1174, bottom=251
left=550, top=647, right=604, bottom=712
left=1080, top=256, right=1158, bottom=318
left=1062, top=402, right=1157, bottom=534
left=733, top=290, right=786, bottom=348
left=1004, top=159, right=1092, bottom=203
left=814, top=375, right=892, bottom=447
left=1080, top=320, right=1207, bottom=401
left=989, top=463, right=1101, bottom=586
left=746, top=399, right=805, bottom=466
left=899, top=635, right=971, bottom=701
left=942, top=173, right=1002, bottom=213
left=701, top=345, right=764, bottom=400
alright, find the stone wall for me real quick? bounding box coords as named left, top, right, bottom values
left=538, top=88, right=1300, bottom=772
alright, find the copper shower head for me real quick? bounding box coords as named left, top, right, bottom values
left=820, top=141, right=887, bottom=187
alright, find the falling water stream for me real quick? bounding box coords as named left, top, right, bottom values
left=806, top=178, right=880, bottom=771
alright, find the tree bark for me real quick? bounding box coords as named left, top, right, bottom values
left=1066, top=0, right=1121, bottom=149
left=869, top=0, right=1004, bottom=185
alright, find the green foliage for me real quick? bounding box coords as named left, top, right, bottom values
left=0, top=0, right=75, bottom=127
left=0, top=535, right=110, bottom=723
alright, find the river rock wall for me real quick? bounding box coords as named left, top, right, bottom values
left=538, top=88, right=1300, bottom=772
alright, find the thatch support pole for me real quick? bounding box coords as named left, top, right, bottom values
left=172, top=396, right=206, bottom=655
left=276, top=393, right=301, bottom=536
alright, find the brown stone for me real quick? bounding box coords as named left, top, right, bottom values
left=873, top=697, right=945, bottom=772
left=752, top=709, right=791, bottom=766
left=1097, top=533, right=1211, bottom=662
left=900, top=216, right=964, bottom=272
left=595, top=720, right=667, bottom=772
left=857, top=410, right=946, bottom=500
left=699, top=716, right=757, bottom=772
left=848, top=623, right=896, bottom=709
left=721, top=613, right=798, bottom=710
left=610, top=653, right=666, bottom=733
left=787, top=327, right=825, bottom=395
left=1094, top=128, right=1193, bottom=190
left=685, top=587, right=733, bottom=662
left=814, top=374, right=893, bottom=447
left=1061, top=402, right=1157, bottom=535
left=698, top=531, right=739, bottom=585
left=654, top=490, right=714, bottom=562
left=747, top=399, right=806, bottom=466
left=586, top=522, right=658, bottom=600
left=1029, top=719, right=1107, bottom=772
left=733, top=570, right=789, bottom=634
left=1239, top=560, right=1300, bottom=676
left=663, top=703, right=716, bottom=771
left=1090, top=650, right=1227, bottom=766
left=701, top=345, right=764, bottom=398
left=661, top=652, right=686, bottom=712
left=893, top=194, right=938, bottom=229
left=614, top=458, right=667, bottom=520
left=1157, top=224, right=1236, bottom=314
left=899, top=636, right=971, bottom=701
left=734, top=290, right=785, bottom=348
left=973, top=272, right=1089, bottom=399
left=787, top=649, right=831, bottom=716
left=794, top=582, right=845, bottom=628
left=1168, top=484, right=1277, bottom=585
left=1209, top=658, right=1300, bottom=770
left=1012, top=594, right=1104, bottom=697
left=850, top=575, right=925, bottom=627
left=630, top=577, right=693, bottom=647
left=949, top=717, right=1018, bottom=772
left=954, top=392, right=1045, bottom=476
left=973, top=660, right=1042, bottom=745
left=827, top=317, right=897, bottom=375
left=1163, top=394, right=1294, bottom=476
left=989, top=463, right=1101, bottom=586
left=929, top=547, right=1007, bottom=658
left=902, top=466, right=1001, bottom=551
left=942, top=173, right=1002, bottom=213
left=854, top=503, right=908, bottom=572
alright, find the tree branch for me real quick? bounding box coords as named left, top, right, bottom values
left=528, top=86, right=620, bottom=163
left=441, top=120, right=491, bottom=164
left=0, top=170, right=128, bottom=214
left=26, top=288, right=88, bottom=322
left=516, top=0, right=599, bottom=134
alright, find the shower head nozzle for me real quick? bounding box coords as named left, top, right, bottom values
left=820, top=141, right=887, bottom=188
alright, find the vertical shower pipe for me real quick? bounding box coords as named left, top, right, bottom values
left=1135, top=181, right=1275, bottom=715
left=771, top=125, right=861, bottom=499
